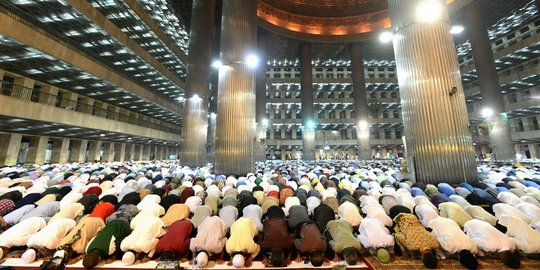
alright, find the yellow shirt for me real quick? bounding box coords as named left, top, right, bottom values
left=161, top=204, right=190, bottom=227
left=438, top=202, right=472, bottom=228
left=225, top=217, right=260, bottom=258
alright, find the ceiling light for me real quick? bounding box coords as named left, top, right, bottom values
left=58, top=128, right=65, bottom=132
left=416, top=0, right=443, bottom=23
left=379, top=31, right=394, bottom=43
left=100, top=134, right=105, bottom=137
left=450, top=25, right=464, bottom=34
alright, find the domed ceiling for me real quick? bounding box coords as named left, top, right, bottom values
left=256, top=0, right=454, bottom=42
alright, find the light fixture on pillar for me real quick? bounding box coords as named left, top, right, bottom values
left=450, top=25, right=465, bottom=34
left=416, top=0, right=443, bottom=23
left=262, top=118, right=269, bottom=127
left=306, top=120, right=316, bottom=129
left=246, top=53, right=259, bottom=68
left=212, top=60, right=223, bottom=69
left=379, top=31, right=394, bottom=43
left=358, top=120, right=369, bottom=129
left=481, top=107, right=494, bottom=118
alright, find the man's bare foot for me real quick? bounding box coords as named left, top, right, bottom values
left=216, top=259, right=225, bottom=265
left=227, top=260, right=233, bottom=266
left=105, top=257, right=116, bottom=264
left=294, top=255, right=303, bottom=263
left=140, top=257, right=151, bottom=263
left=333, top=254, right=341, bottom=262
left=180, top=257, right=189, bottom=263
left=262, top=258, right=269, bottom=267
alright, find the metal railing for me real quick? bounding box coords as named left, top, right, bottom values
left=0, top=80, right=180, bottom=133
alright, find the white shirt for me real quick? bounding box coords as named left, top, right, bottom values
left=359, top=195, right=378, bottom=208
left=0, top=217, right=46, bottom=247
left=497, top=192, right=523, bottom=207
left=464, top=205, right=498, bottom=226
left=338, top=201, right=362, bottom=227
left=414, top=203, right=439, bottom=228
left=190, top=216, right=227, bottom=254
left=499, top=215, right=540, bottom=254
left=27, top=218, right=76, bottom=249
left=395, top=189, right=416, bottom=212
left=136, top=194, right=161, bottom=210
left=357, top=218, right=394, bottom=248
left=361, top=203, right=392, bottom=227
left=449, top=195, right=471, bottom=209
left=306, top=197, right=321, bottom=216
left=514, top=202, right=540, bottom=223
left=130, top=203, right=165, bottom=229
left=3, top=204, right=35, bottom=226
left=59, top=192, right=83, bottom=209
left=464, top=219, right=515, bottom=254
left=283, top=197, right=301, bottom=217
left=493, top=203, right=531, bottom=224
left=121, top=216, right=165, bottom=254
left=429, top=217, right=477, bottom=254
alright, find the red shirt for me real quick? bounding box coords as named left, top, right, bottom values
left=156, top=220, right=192, bottom=255
left=89, top=202, right=115, bottom=221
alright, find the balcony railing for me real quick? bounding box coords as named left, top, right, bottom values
left=0, top=80, right=180, bottom=134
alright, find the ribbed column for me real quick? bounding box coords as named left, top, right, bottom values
left=215, top=0, right=258, bottom=175
left=127, top=144, right=136, bottom=161
left=50, top=138, right=70, bottom=164
left=25, top=136, right=49, bottom=164
left=351, top=43, right=371, bottom=160
left=300, top=43, right=316, bottom=160
left=0, top=133, right=22, bottom=166
left=87, top=141, right=102, bottom=162
left=463, top=2, right=515, bottom=161
left=114, top=143, right=126, bottom=162
left=102, top=142, right=114, bottom=161
left=69, top=139, right=88, bottom=163
left=255, top=31, right=267, bottom=162
left=388, top=0, right=477, bottom=184
left=180, top=0, right=215, bottom=167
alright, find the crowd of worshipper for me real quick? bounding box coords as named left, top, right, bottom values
left=0, top=160, right=539, bottom=270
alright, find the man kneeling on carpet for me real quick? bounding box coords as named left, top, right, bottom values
left=325, top=220, right=363, bottom=265
left=82, top=220, right=131, bottom=269
left=428, top=217, right=479, bottom=270
left=260, top=206, right=293, bottom=267
left=390, top=206, right=440, bottom=269
left=120, top=216, right=165, bottom=265
left=225, top=217, right=260, bottom=268
left=190, top=216, right=228, bottom=268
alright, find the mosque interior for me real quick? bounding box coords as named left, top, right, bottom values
left=0, top=0, right=539, bottom=269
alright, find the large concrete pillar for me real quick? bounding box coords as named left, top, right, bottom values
left=134, top=145, right=143, bottom=161
left=0, top=133, right=22, bottom=166
left=50, top=138, right=70, bottom=164
left=25, top=136, right=49, bottom=164
left=127, top=144, right=136, bottom=161
left=463, top=2, right=515, bottom=161
left=87, top=141, right=102, bottom=162
left=215, top=0, right=258, bottom=175
left=69, top=139, right=88, bottom=163
left=102, top=142, right=114, bottom=162
left=388, top=0, right=477, bottom=184
left=300, top=43, right=316, bottom=160
left=529, top=143, right=539, bottom=160
left=255, top=31, right=267, bottom=162
left=142, top=145, right=151, bottom=161
left=181, top=0, right=215, bottom=167
left=14, top=77, right=35, bottom=101
left=114, top=143, right=126, bottom=162
left=39, top=85, right=58, bottom=105
left=206, top=113, right=217, bottom=164
left=351, top=43, right=371, bottom=160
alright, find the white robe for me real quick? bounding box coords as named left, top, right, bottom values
left=429, top=217, right=477, bottom=254
left=357, top=218, right=394, bottom=248
left=0, top=217, right=46, bottom=247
